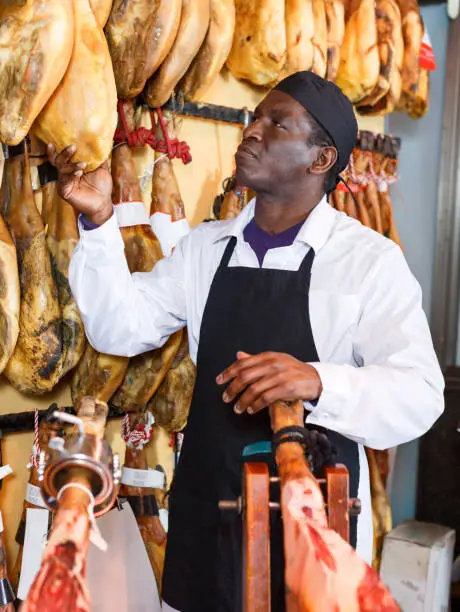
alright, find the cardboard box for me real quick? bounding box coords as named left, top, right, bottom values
left=380, top=520, right=455, bottom=612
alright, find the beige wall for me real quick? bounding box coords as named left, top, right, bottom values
left=0, top=72, right=384, bottom=568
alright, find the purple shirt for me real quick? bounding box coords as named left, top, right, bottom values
left=80, top=214, right=100, bottom=230
left=243, top=217, right=305, bottom=266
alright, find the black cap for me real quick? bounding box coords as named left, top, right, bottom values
left=274, top=71, right=358, bottom=174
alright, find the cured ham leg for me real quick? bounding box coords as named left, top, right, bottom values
left=41, top=179, right=86, bottom=375
left=280, top=0, right=314, bottom=78
left=226, top=0, right=286, bottom=86
left=1, top=151, right=63, bottom=394
left=119, top=412, right=167, bottom=590
left=356, top=0, right=403, bottom=115
left=0, top=213, right=19, bottom=374
left=270, top=400, right=399, bottom=611
left=11, top=408, right=61, bottom=597
left=396, top=0, right=423, bottom=115
left=180, top=0, right=236, bottom=101
left=149, top=115, right=191, bottom=256
left=0, top=0, right=73, bottom=146
left=105, top=0, right=181, bottom=99
left=21, top=397, right=109, bottom=612
left=144, top=0, right=211, bottom=108
left=325, top=0, right=345, bottom=81
left=109, top=138, right=182, bottom=412
left=33, top=0, right=117, bottom=171
left=335, top=0, right=379, bottom=103
left=357, top=0, right=401, bottom=109
left=89, top=0, right=113, bottom=26
left=149, top=333, right=195, bottom=432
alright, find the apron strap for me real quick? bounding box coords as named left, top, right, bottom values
left=219, top=236, right=238, bottom=270
left=298, top=247, right=315, bottom=281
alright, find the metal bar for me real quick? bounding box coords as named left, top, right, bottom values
left=160, top=98, right=252, bottom=127
left=431, top=15, right=460, bottom=368
left=0, top=405, right=124, bottom=434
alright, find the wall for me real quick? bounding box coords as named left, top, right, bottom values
left=0, top=71, right=384, bottom=568
left=386, top=3, right=449, bottom=526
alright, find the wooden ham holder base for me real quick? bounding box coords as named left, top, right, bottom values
left=219, top=401, right=361, bottom=612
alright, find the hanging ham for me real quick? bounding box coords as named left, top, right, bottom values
left=22, top=397, right=108, bottom=612
left=1, top=150, right=63, bottom=394
left=89, top=0, right=113, bottom=26
left=396, top=0, right=423, bottom=115
left=149, top=332, right=195, bottom=432
left=226, top=0, right=286, bottom=86
left=180, top=0, right=236, bottom=101
left=280, top=0, right=314, bottom=78
left=109, top=134, right=182, bottom=412
left=10, top=408, right=61, bottom=597
left=144, top=0, right=210, bottom=108
left=311, top=0, right=328, bottom=78
left=119, top=412, right=167, bottom=591
left=0, top=0, right=73, bottom=146
left=0, top=212, right=20, bottom=375
left=356, top=0, right=401, bottom=111
left=105, top=0, right=181, bottom=99
left=33, top=0, right=117, bottom=171
left=149, top=115, right=190, bottom=256
left=325, top=0, right=345, bottom=81
left=41, top=177, right=86, bottom=376
left=356, top=0, right=403, bottom=115
left=335, top=0, right=379, bottom=103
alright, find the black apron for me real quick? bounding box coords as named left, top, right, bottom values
left=162, top=236, right=360, bottom=612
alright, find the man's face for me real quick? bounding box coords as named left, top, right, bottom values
left=235, top=90, right=319, bottom=193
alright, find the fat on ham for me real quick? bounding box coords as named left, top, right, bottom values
left=226, top=0, right=286, bottom=86
left=0, top=0, right=74, bottom=146
left=89, top=0, right=113, bottom=26
left=41, top=180, right=86, bottom=376
left=105, top=0, right=181, bottom=99
left=33, top=0, right=117, bottom=171
left=0, top=213, right=19, bottom=375
left=1, top=152, right=63, bottom=394
left=280, top=0, right=314, bottom=78
left=180, top=0, right=236, bottom=101
left=144, top=0, right=210, bottom=108
left=335, top=0, right=380, bottom=103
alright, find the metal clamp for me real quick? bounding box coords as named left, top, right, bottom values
left=37, top=412, right=120, bottom=517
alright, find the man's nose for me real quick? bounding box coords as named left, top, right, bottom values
left=242, top=119, right=263, bottom=142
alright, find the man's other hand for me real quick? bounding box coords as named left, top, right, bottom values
left=216, top=351, right=323, bottom=415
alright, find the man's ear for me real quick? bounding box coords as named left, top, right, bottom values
left=309, top=146, right=338, bottom=176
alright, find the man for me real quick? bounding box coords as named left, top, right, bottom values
left=49, top=71, right=444, bottom=612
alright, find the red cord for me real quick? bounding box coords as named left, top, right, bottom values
left=113, top=100, right=192, bottom=164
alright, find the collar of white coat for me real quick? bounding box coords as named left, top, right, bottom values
left=210, top=195, right=335, bottom=254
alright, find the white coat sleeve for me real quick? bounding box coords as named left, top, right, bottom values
left=69, top=214, right=188, bottom=357
left=306, top=244, right=445, bottom=450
